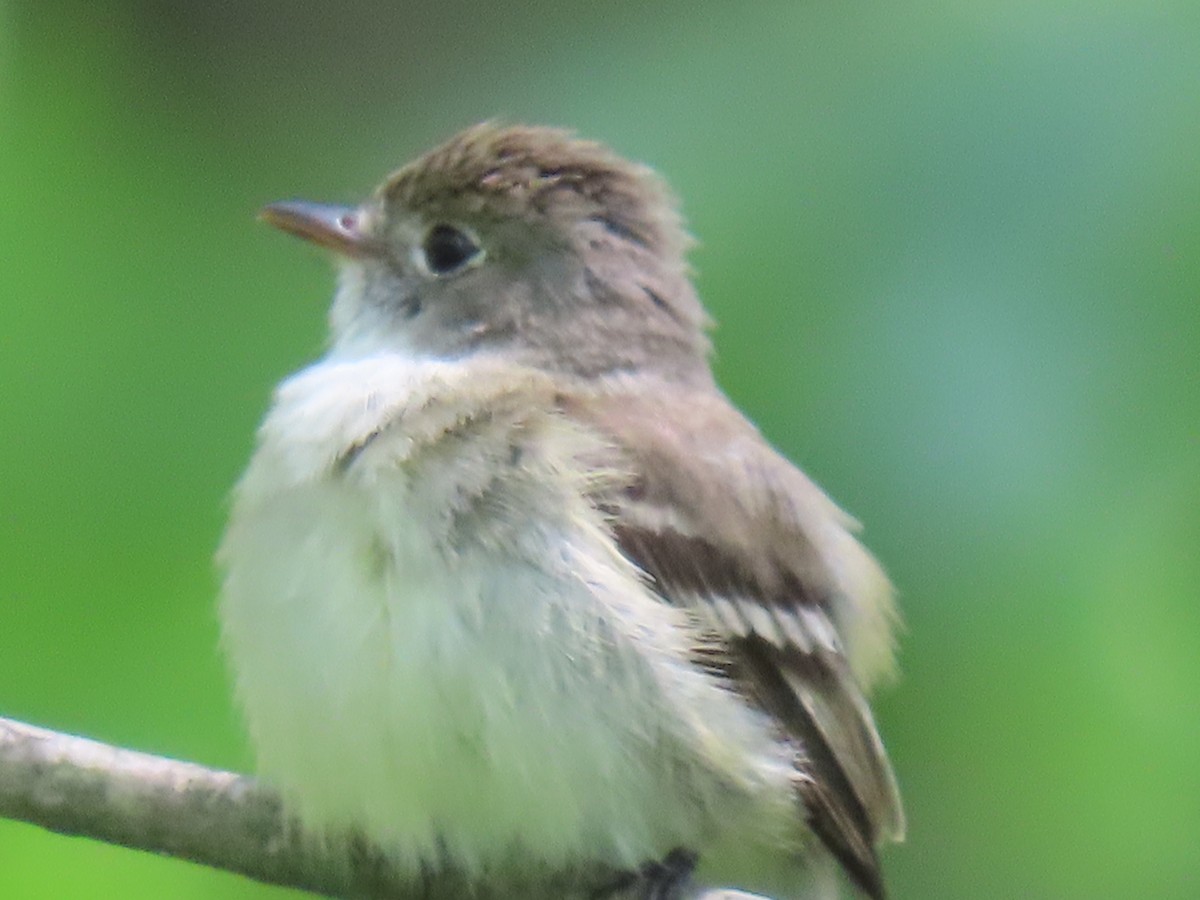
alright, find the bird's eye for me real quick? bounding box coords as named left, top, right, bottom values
left=420, top=224, right=482, bottom=276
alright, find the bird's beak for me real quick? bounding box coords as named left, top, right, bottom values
left=259, top=200, right=379, bottom=258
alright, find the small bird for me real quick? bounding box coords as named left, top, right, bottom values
left=218, top=124, right=903, bottom=900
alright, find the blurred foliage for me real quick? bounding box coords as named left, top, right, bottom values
left=2, top=1, right=1199, bottom=898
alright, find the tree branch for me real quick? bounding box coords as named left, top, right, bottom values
left=0, top=715, right=764, bottom=899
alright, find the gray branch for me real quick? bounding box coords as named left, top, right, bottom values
left=0, top=715, right=763, bottom=899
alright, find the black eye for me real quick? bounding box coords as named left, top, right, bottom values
left=421, top=224, right=482, bottom=275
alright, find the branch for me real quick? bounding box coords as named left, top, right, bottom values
left=0, top=715, right=764, bottom=899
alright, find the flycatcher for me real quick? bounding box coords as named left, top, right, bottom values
left=218, top=124, right=903, bottom=900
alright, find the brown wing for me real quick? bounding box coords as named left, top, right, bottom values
left=563, top=384, right=904, bottom=899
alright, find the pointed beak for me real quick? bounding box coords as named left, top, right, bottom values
left=259, top=200, right=378, bottom=258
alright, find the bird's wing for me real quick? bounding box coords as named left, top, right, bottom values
left=564, top=385, right=904, bottom=899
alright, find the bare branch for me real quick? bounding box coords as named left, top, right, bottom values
left=0, top=715, right=766, bottom=899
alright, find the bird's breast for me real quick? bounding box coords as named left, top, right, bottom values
left=217, top=352, right=794, bottom=877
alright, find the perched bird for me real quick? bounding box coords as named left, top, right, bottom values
left=218, top=124, right=903, bottom=900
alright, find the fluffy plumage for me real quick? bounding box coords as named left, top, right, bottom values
left=222, top=124, right=903, bottom=899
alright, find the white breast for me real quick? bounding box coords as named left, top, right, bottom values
left=217, top=352, right=795, bottom=880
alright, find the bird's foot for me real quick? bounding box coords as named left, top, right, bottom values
left=593, top=848, right=699, bottom=900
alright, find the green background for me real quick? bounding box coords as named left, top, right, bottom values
left=2, top=2, right=1198, bottom=897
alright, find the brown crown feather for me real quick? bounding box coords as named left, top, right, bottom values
left=377, top=123, right=692, bottom=261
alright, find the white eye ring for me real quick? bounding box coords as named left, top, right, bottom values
left=413, top=223, right=485, bottom=277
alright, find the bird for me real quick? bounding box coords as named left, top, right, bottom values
left=217, top=123, right=904, bottom=900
